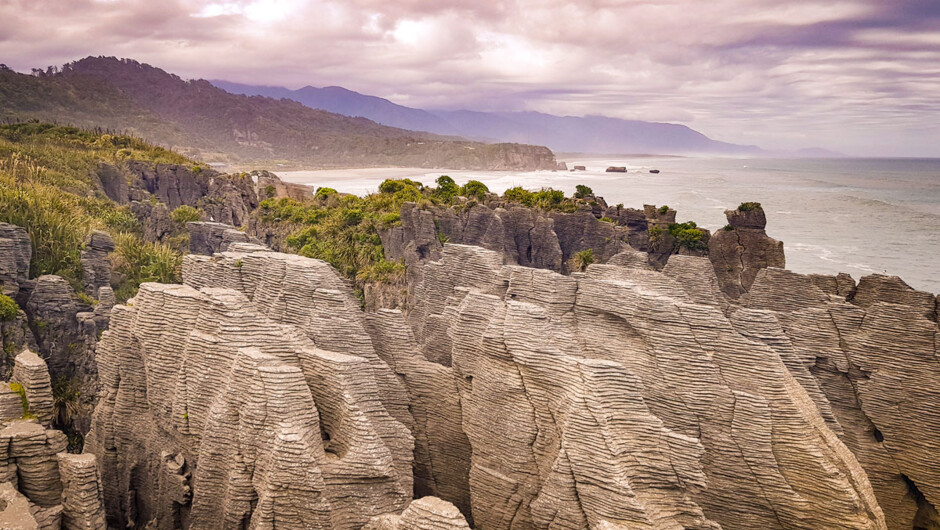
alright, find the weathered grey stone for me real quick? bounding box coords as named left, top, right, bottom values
left=57, top=453, right=106, bottom=530
left=0, top=223, right=31, bottom=297
left=12, top=351, right=54, bottom=428
left=80, top=230, right=114, bottom=298
left=708, top=205, right=785, bottom=298
left=404, top=245, right=886, bottom=529
left=87, top=251, right=415, bottom=528
left=0, top=480, right=40, bottom=530
left=746, top=268, right=940, bottom=529
left=364, top=497, right=471, bottom=530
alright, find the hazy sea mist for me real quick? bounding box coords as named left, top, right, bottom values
left=280, top=157, right=940, bottom=294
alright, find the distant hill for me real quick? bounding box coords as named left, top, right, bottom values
left=214, top=81, right=763, bottom=156
left=0, top=58, right=557, bottom=170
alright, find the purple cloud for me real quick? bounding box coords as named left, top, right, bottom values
left=1, top=0, right=938, bottom=156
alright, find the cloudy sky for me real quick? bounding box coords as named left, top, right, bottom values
left=2, top=0, right=939, bottom=156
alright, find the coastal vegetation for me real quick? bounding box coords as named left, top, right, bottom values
left=0, top=294, right=19, bottom=320
left=0, top=122, right=189, bottom=298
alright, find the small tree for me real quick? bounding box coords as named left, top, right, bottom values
left=434, top=175, right=459, bottom=201
left=574, top=185, right=593, bottom=199
left=460, top=180, right=489, bottom=201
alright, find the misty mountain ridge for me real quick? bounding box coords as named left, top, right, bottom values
left=214, top=80, right=765, bottom=156
left=0, top=57, right=557, bottom=170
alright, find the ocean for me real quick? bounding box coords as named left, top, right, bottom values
left=278, top=157, right=940, bottom=294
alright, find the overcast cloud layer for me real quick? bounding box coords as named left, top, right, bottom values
left=2, top=0, right=939, bottom=156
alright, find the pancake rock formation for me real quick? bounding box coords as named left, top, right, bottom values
left=0, top=351, right=106, bottom=529
left=84, top=221, right=938, bottom=529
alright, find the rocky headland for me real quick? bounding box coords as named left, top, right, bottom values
left=1, top=134, right=938, bottom=529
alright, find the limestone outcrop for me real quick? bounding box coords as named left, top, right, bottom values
left=363, top=497, right=471, bottom=530
left=19, top=276, right=99, bottom=434
left=186, top=221, right=262, bottom=255
left=82, top=218, right=938, bottom=529
left=708, top=204, right=785, bottom=298
left=0, top=222, right=31, bottom=297
left=80, top=231, right=114, bottom=298
left=12, top=351, right=55, bottom=428
left=0, top=350, right=106, bottom=530
left=87, top=245, right=420, bottom=528
left=744, top=268, right=940, bottom=529
left=405, top=244, right=887, bottom=529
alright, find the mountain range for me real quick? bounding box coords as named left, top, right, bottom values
left=213, top=80, right=764, bottom=156
left=0, top=57, right=556, bottom=170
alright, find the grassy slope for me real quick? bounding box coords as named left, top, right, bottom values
left=0, top=122, right=191, bottom=298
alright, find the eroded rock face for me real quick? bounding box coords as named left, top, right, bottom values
left=363, top=496, right=471, bottom=530
left=12, top=351, right=54, bottom=428
left=406, top=245, right=886, bottom=529
left=0, top=223, right=31, bottom=298
left=82, top=231, right=937, bottom=529
left=708, top=206, right=785, bottom=298
left=88, top=247, right=417, bottom=528
left=186, top=221, right=262, bottom=255
left=745, top=268, right=940, bottom=529
left=80, top=231, right=114, bottom=298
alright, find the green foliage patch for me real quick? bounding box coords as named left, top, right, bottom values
left=0, top=294, right=19, bottom=321
left=738, top=202, right=762, bottom=212
left=170, top=205, right=203, bottom=225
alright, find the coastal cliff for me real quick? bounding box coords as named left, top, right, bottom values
left=2, top=127, right=938, bottom=528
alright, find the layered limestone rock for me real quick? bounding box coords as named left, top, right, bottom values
left=186, top=221, right=262, bottom=255
left=12, top=351, right=54, bottom=428
left=0, top=480, right=41, bottom=529
left=708, top=204, right=785, bottom=298
left=79, top=231, right=114, bottom=298
left=363, top=497, right=471, bottom=530
left=406, top=244, right=886, bottom=529
left=87, top=248, right=416, bottom=527
left=745, top=268, right=940, bottom=529
left=381, top=202, right=644, bottom=279
left=0, top=222, right=31, bottom=297
left=19, top=276, right=99, bottom=433
left=364, top=310, right=472, bottom=517
left=0, top=345, right=106, bottom=530
left=123, top=162, right=259, bottom=226
left=57, top=453, right=107, bottom=530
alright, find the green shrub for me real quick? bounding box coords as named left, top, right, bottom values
left=658, top=205, right=670, bottom=215
left=438, top=231, right=449, bottom=245
left=574, top=184, right=593, bottom=198
left=379, top=178, right=423, bottom=194
left=723, top=224, right=735, bottom=231
left=170, top=205, right=203, bottom=225
left=264, top=184, right=276, bottom=198
left=433, top=176, right=460, bottom=201
left=503, top=186, right=533, bottom=204
left=570, top=249, right=595, bottom=272
left=738, top=202, right=762, bottom=212
left=0, top=294, right=19, bottom=321
left=460, top=180, right=489, bottom=201
left=379, top=212, right=401, bottom=227
left=0, top=173, right=88, bottom=282
left=52, top=375, right=81, bottom=428
left=668, top=221, right=707, bottom=251
left=315, top=187, right=338, bottom=200
left=599, top=217, right=615, bottom=224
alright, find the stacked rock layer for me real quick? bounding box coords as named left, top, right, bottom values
left=88, top=239, right=938, bottom=529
